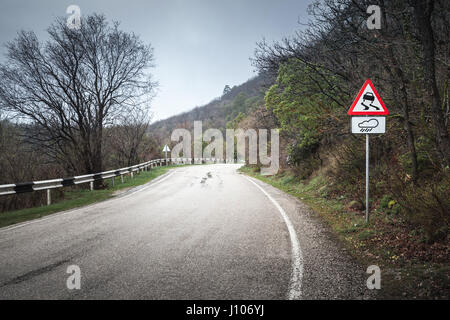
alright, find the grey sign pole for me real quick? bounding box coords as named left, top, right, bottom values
left=365, top=134, right=370, bottom=223
left=165, top=150, right=168, bottom=165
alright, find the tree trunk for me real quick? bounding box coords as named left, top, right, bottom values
left=380, top=1, right=419, bottom=181
left=386, top=52, right=418, bottom=182
left=92, top=127, right=104, bottom=190
left=410, top=0, right=450, bottom=167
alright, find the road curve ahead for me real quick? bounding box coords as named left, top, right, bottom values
left=0, top=164, right=373, bottom=299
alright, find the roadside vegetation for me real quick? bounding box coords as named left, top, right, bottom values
left=238, top=2, right=450, bottom=299
left=247, top=0, right=449, bottom=243
left=240, top=165, right=449, bottom=299
left=0, top=166, right=171, bottom=229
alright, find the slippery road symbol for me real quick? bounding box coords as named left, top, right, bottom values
left=361, top=92, right=380, bottom=110
left=358, top=119, right=379, bottom=132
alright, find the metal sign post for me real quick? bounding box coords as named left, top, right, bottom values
left=365, top=134, right=369, bottom=223
left=348, top=79, right=389, bottom=224
left=351, top=116, right=384, bottom=222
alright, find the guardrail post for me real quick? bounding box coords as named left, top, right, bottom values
left=90, top=181, right=94, bottom=191
left=47, top=189, right=51, bottom=206
left=121, top=174, right=124, bottom=183
left=112, top=177, right=115, bottom=187
left=131, top=172, right=134, bottom=179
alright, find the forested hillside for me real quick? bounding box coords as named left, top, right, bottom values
left=148, top=73, right=273, bottom=145
left=250, top=0, right=449, bottom=243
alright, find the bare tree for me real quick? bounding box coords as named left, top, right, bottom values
left=105, top=108, right=154, bottom=167
left=0, top=14, right=156, bottom=187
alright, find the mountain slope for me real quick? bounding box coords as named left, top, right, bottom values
left=149, top=73, right=273, bottom=143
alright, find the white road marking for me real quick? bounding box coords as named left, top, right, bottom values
left=243, top=175, right=304, bottom=300
left=0, top=171, right=177, bottom=233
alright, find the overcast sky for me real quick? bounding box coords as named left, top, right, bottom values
left=0, top=0, right=311, bottom=121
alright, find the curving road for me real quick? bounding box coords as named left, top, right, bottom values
left=0, top=164, right=373, bottom=299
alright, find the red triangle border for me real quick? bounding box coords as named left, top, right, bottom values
left=347, top=79, right=389, bottom=115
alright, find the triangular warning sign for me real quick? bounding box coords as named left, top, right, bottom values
left=348, top=79, right=389, bottom=115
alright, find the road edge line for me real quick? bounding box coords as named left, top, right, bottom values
left=243, top=175, right=304, bottom=300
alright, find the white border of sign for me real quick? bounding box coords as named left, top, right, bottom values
left=351, top=116, right=386, bottom=134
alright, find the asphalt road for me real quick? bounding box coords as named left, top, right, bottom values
left=0, top=164, right=374, bottom=299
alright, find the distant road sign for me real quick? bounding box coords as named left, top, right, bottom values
left=351, top=117, right=386, bottom=134
left=163, top=145, right=170, bottom=152
left=348, top=79, right=389, bottom=115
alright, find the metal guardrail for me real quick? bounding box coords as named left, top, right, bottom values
left=0, top=157, right=235, bottom=205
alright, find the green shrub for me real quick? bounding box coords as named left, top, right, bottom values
left=380, top=195, right=401, bottom=215
left=387, top=169, right=450, bottom=242
left=380, top=195, right=392, bottom=210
